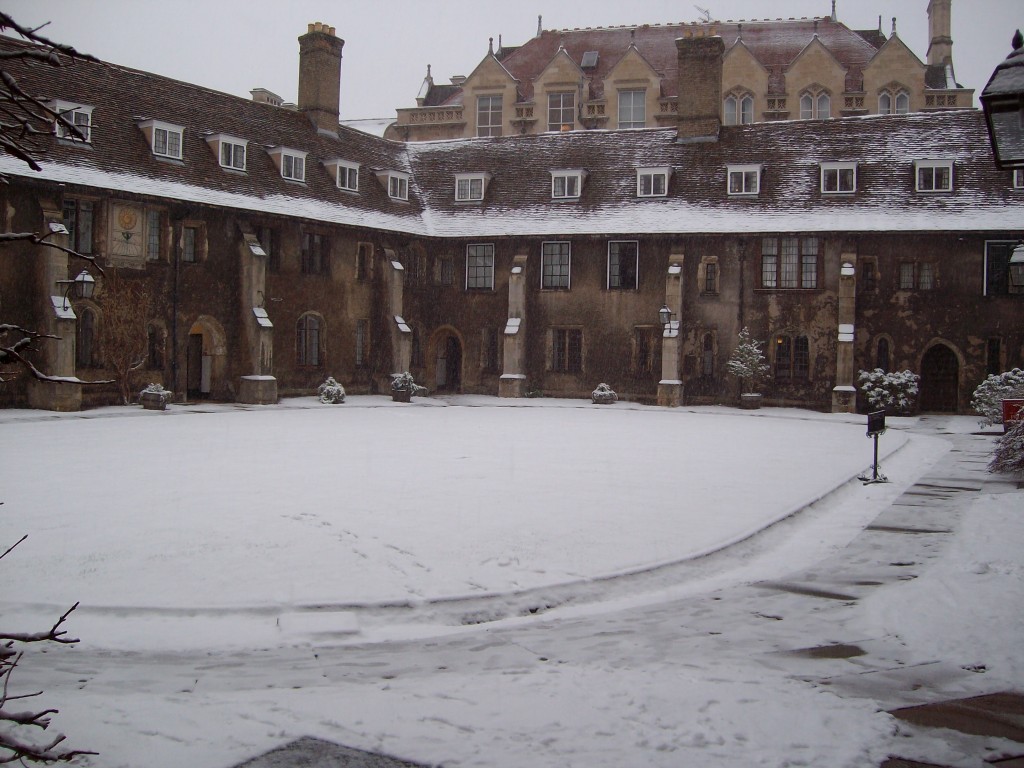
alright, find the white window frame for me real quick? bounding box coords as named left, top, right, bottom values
left=281, top=152, right=305, bottom=182
left=139, top=119, right=184, bottom=160
left=52, top=101, right=93, bottom=143
left=727, top=164, right=761, bottom=196
left=466, top=243, right=494, bottom=290
left=820, top=161, right=857, bottom=194
left=800, top=90, right=831, bottom=120
left=217, top=136, right=247, bottom=171
left=1015, top=169, right=1024, bottom=190
left=477, top=95, right=503, bottom=137
left=915, top=159, right=954, bottom=193
left=724, top=93, right=754, bottom=126
left=337, top=161, right=359, bottom=191
left=455, top=173, right=488, bottom=202
left=547, top=92, right=575, bottom=132
left=618, top=89, right=646, bottom=129
left=388, top=173, right=409, bottom=201
left=637, top=166, right=669, bottom=197
left=551, top=170, right=584, bottom=199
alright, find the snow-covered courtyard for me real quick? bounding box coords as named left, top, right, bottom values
left=2, top=397, right=1022, bottom=767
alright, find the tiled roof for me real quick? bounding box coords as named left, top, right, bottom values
left=426, top=17, right=883, bottom=104
left=2, top=35, right=1021, bottom=243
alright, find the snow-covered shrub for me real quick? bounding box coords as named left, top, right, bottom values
left=390, top=371, right=427, bottom=396
left=139, top=382, right=171, bottom=405
left=317, top=376, right=346, bottom=404
left=725, top=327, right=770, bottom=394
left=989, top=419, right=1024, bottom=474
left=971, top=368, right=1024, bottom=427
left=591, top=383, right=617, bottom=404
left=857, top=369, right=919, bottom=414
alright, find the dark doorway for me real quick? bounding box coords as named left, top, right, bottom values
left=919, top=344, right=959, bottom=412
left=186, top=333, right=206, bottom=400
left=435, top=334, right=462, bottom=392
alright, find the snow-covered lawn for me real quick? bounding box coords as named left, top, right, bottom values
left=4, top=399, right=1021, bottom=768
left=3, top=398, right=897, bottom=619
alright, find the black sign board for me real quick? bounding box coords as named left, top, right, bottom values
left=867, top=410, right=886, bottom=436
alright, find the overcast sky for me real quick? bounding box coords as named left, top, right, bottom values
left=3, top=0, right=1021, bottom=121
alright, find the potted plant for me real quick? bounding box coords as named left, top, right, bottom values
left=725, top=327, right=770, bottom=409
left=390, top=371, right=425, bottom=402
left=317, top=376, right=346, bottom=404
left=591, top=382, right=618, bottom=404
left=139, top=382, right=172, bottom=411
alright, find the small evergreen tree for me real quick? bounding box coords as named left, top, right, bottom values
left=725, top=327, right=770, bottom=394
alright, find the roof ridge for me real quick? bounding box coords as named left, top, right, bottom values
left=545, top=16, right=835, bottom=35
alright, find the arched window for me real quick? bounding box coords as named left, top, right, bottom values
left=876, top=337, right=891, bottom=372
left=723, top=92, right=754, bottom=125
left=879, top=88, right=909, bottom=115
left=775, top=333, right=810, bottom=380
left=296, top=313, right=322, bottom=367
left=76, top=306, right=96, bottom=368
left=740, top=94, right=754, bottom=124
left=724, top=95, right=738, bottom=125
left=799, top=89, right=830, bottom=120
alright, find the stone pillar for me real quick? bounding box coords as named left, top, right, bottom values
left=237, top=231, right=277, bottom=404
left=298, top=22, right=344, bottom=135
left=384, top=250, right=411, bottom=376
left=658, top=257, right=684, bottom=407
left=500, top=254, right=529, bottom=398
left=832, top=261, right=857, bottom=413
left=27, top=209, right=82, bottom=411
left=676, top=31, right=725, bottom=143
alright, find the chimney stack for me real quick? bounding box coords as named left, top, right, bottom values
left=676, top=29, right=725, bottom=143
left=297, top=22, right=344, bottom=135
left=926, top=0, right=953, bottom=66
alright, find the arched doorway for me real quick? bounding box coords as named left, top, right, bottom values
left=433, top=332, right=463, bottom=392
left=185, top=316, right=227, bottom=400
left=919, top=343, right=959, bottom=412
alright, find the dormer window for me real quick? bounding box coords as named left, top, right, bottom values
left=322, top=158, right=359, bottom=192
left=727, top=164, right=761, bottom=195
left=337, top=161, right=359, bottom=191
left=138, top=119, right=184, bottom=160
left=389, top=173, right=409, bottom=200
left=51, top=101, right=92, bottom=143
left=637, top=167, right=670, bottom=197
left=268, top=147, right=307, bottom=182
left=551, top=170, right=585, bottom=199
left=915, top=159, right=953, bottom=192
left=455, top=172, right=491, bottom=202
left=206, top=134, right=247, bottom=171
left=820, top=162, right=857, bottom=194
left=373, top=170, right=410, bottom=201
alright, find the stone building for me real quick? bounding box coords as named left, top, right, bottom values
left=0, top=21, right=1021, bottom=414
left=389, top=0, right=973, bottom=141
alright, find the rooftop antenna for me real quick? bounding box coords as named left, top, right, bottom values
left=694, top=5, right=712, bottom=23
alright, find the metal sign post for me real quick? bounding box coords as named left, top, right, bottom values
left=859, top=410, right=889, bottom=484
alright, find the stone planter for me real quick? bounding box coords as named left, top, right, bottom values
left=739, top=392, right=763, bottom=410
left=140, top=391, right=169, bottom=410
left=391, top=389, right=412, bottom=403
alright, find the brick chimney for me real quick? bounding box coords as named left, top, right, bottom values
left=676, top=29, right=725, bottom=143
left=297, top=22, right=344, bottom=134
left=926, top=0, right=953, bottom=66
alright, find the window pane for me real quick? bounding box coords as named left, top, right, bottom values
left=724, top=95, right=737, bottom=126
left=817, top=93, right=830, bottom=118
left=548, top=93, right=574, bottom=132
left=800, top=94, right=813, bottom=119
left=154, top=128, right=167, bottom=154
left=477, top=95, right=502, bottom=137
left=780, top=237, right=799, bottom=288
left=918, top=262, right=935, bottom=289
left=705, top=262, right=717, bottom=293
left=895, top=92, right=909, bottom=113
left=740, top=95, right=753, bottom=124
left=793, top=336, right=809, bottom=378
left=899, top=262, right=915, bottom=289
left=147, top=210, right=161, bottom=260
left=183, top=226, right=196, bottom=262
left=618, top=90, right=645, bottom=129
left=879, top=92, right=892, bottom=114
left=466, top=244, right=494, bottom=289
left=542, top=242, right=570, bottom=289
left=762, top=254, right=777, bottom=288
